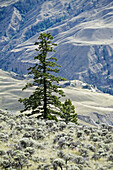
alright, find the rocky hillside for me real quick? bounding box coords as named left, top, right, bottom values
left=0, top=110, right=113, bottom=169
left=0, top=0, right=113, bottom=93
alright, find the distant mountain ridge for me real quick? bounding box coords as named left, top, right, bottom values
left=1, top=0, right=113, bottom=93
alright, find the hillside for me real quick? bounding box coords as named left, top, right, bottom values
left=0, top=69, right=113, bottom=126
left=0, top=110, right=113, bottom=169
left=0, top=0, right=113, bottom=93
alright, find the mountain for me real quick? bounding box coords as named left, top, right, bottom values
left=0, top=0, right=113, bottom=93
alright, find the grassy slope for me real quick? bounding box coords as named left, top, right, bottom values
left=0, top=69, right=113, bottom=125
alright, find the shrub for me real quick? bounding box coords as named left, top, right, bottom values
left=76, top=131, right=83, bottom=138
left=23, top=132, right=32, bottom=138
left=1, top=159, right=11, bottom=169
left=7, top=119, right=16, bottom=129
left=0, top=115, right=7, bottom=121
left=15, top=125, right=23, bottom=131
left=101, top=123, right=108, bottom=129
left=92, top=153, right=101, bottom=160
left=58, top=121, right=66, bottom=130
left=104, top=138, right=112, bottom=144
left=19, top=138, right=34, bottom=148
left=107, top=154, right=113, bottom=162
left=24, top=125, right=35, bottom=131
left=84, top=128, right=90, bottom=135
left=87, top=144, right=95, bottom=152
left=101, top=129, right=108, bottom=136
left=0, top=133, right=8, bottom=142
left=0, top=150, right=5, bottom=156
left=58, top=137, right=66, bottom=148
left=52, top=158, right=65, bottom=170
left=68, top=166, right=80, bottom=170
left=98, top=148, right=104, bottom=155
left=49, top=124, right=58, bottom=132
left=25, top=147, right=35, bottom=155
left=46, top=120, right=56, bottom=128
left=72, top=155, right=85, bottom=164
left=90, top=133, right=99, bottom=142
left=12, top=150, right=28, bottom=169
left=79, top=148, right=88, bottom=157
left=32, top=130, right=45, bottom=140
left=43, top=163, right=51, bottom=170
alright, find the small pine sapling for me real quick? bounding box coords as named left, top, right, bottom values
left=61, top=99, right=78, bottom=124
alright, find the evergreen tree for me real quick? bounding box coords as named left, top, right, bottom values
left=19, top=32, right=78, bottom=124
left=19, top=32, right=66, bottom=121
left=61, top=99, right=78, bottom=124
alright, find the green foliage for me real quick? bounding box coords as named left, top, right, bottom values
left=19, top=32, right=78, bottom=124
left=19, top=32, right=64, bottom=120
left=61, top=99, right=78, bottom=124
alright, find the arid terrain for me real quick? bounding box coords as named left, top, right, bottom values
left=0, top=110, right=113, bottom=169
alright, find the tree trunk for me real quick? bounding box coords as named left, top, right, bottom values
left=43, top=76, right=47, bottom=118
left=43, top=55, right=47, bottom=118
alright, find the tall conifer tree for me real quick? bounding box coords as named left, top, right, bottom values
left=19, top=32, right=78, bottom=124
left=19, top=32, right=65, bottom=121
